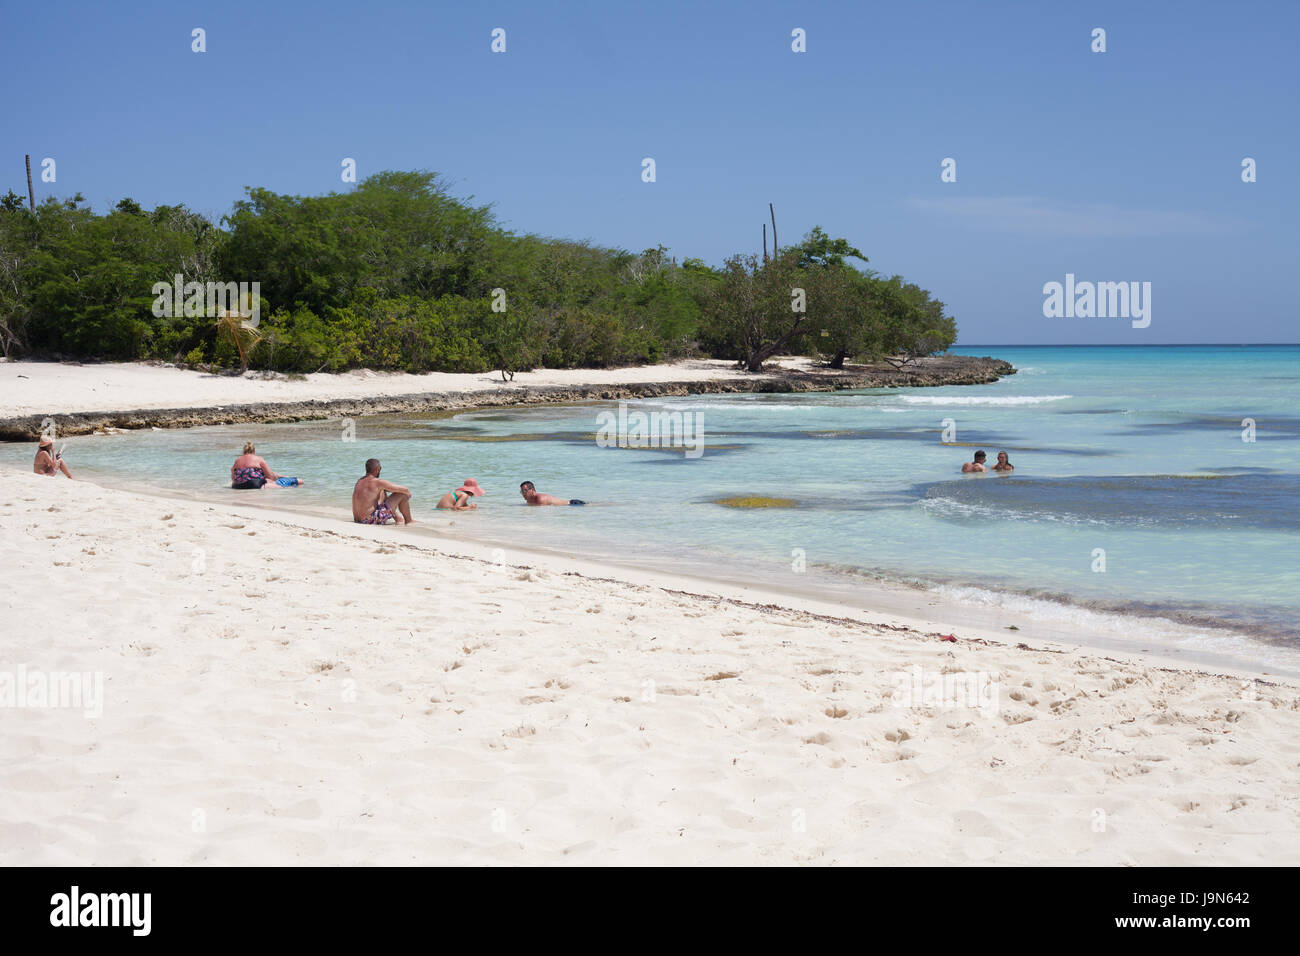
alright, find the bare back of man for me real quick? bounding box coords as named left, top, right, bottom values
left=528, top=491, right=569, bottom=506
left=353, top=459, right=414, bottom=525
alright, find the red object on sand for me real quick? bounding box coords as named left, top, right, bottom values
left=940, top=634, right=957, bottom=642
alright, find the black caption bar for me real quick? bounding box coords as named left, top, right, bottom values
left=0, top=866, right=1286, bottom=944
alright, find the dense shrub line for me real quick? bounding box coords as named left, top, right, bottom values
left=0, top=172, right=955, bottom=375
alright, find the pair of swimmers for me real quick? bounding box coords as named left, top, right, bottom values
left=962, top=450, right=1013, bottom=473
left=435, top=479, right=584, bottom=511
left=351, top=459, right=584, bottom=526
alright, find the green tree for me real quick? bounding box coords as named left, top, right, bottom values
left=877, top=278, right=957, bottom=368
left=220, top=170, right=497, bottom=314
left=703, top=252, right=814, bottom=372
left=795, top=225, right=867, bottom=269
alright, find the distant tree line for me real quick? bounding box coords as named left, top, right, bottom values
left=0, top=171, right=956, bottom=375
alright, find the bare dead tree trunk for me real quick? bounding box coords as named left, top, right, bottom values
left=762, top=223, right=767, bottom=263
left=25, top=155, right=36, bottom=211
left=769, top=203, right=778, bottom=256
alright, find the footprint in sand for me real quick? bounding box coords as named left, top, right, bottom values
left=271, top=799, right=322, bottom=820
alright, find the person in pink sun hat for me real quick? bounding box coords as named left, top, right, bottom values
left=436, top=478, right=485, bottom=511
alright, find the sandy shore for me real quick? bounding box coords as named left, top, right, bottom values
left=0, top=357, right=764, bottom=416
left=3, top=468, right=1297, bottom=865
left=0, top=355, right=1014, bottom=439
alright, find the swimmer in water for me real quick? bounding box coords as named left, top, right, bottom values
left=961, top=450, right=987, bottom=473
left=519, top=480, right=585, bottom=506
left=992, top=451, right=1014, bottom=472
left=437, top=478, right=485, bottom=510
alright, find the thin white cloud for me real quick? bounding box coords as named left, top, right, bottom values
left=908, top=196, right=1230, bottom=238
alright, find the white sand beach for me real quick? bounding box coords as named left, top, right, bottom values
left=3, top=468, right=1297, bottom=866
left=0, top=358, right=780, bottom=417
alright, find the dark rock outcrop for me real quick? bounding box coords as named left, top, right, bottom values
left=0, top=356, right=1014, bottom=441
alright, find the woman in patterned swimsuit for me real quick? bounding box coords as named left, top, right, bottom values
left=231, top=442, right=284, bottom=489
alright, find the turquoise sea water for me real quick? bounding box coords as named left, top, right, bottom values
left=30, top=346, right=1300, bottom=672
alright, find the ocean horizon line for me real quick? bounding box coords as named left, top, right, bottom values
left=954, top=342, right=1300, bottom=348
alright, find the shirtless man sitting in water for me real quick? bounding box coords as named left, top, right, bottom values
left=352, top=458, right=414, bottom=525
left=33, top=439, right=73, bottom=478
left=961, top=450, right=987, bottom=473
left=519, top=480, right=585, bottom=506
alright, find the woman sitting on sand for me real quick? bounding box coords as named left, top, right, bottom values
left=436, top=478, right=485, bottom=510
left=230, top=442, right=302, bottom=489
left=34, top=438, right=73, bottom=479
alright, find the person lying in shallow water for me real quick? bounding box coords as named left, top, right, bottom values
left=34, top=438, right=73, bottom=479
left=519, top=480, right=585, bottom=506
left=230, top=442, right=303, bottom=489
left=992, top=451, right=1014, bottom=472
left=437, top=478, right=485, bottom=510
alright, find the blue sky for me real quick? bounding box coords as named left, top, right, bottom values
left=3, top=0, right=1296, bottom=344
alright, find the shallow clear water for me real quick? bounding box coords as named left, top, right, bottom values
left=27, top=345, right=1300, bottom=672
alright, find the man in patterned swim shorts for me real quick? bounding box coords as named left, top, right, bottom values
left=352, top=458, right=414, bottom=526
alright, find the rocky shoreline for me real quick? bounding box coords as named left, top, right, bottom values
left=0, top=355, right=1013, bottom=441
